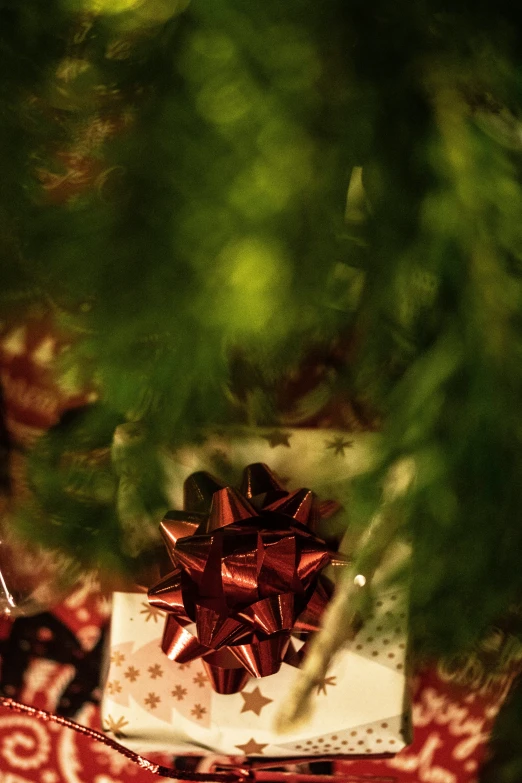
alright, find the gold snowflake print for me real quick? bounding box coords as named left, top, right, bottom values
left=325, top=436, right=353, bottom=457
left=139, top=603, right=164, bottom=623
left=148, top=664, right=163, bottom=679
left=107, top=680, right=122, bottom=695
left=144, top=692, right=161, bottom=710
left=110, top=651, right=125, bottom=666
left=315, top=675, right=337, bottom=695
left=193, top=671, right=207, bottom=688
left=178, top=662, right=192, bottom=671
left=171, top=685, right=187, bottom=701
left=124, top=666, right=140, bottom=682
left=103, top=715, right=129, bottom=738
left=191, top=703, right=207, bottom=720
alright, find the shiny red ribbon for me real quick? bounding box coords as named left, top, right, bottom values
left=148, top=463, right=344, bottom=694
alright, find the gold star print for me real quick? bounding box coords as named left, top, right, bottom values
left=144, top=692, right=161, bottom=710
left=325, top=436, right=353, bottom=456
left=110, top=651, right=125, bottom=666
left=191, top=703, right=207, bottom=720
left=193, top=671, right=207, bottom=688
left=103, top=715, right=129, bottom=738
left=240, top=687, right=273, bottom=716
left=262, top=431, right=292, bottom=448
left=139, top=603, right=164, bottom=623
left=107, top=680, right=122, bottom=695
left=124, top=666, right=140, bottom=682
left=178, top=662, right=192, bottom=671
left=315, top=675, right=337, bottom=695
left=148, top=664, right=163, bottom=679
left=235, top=738, right=268, bottom=756
left=171, top=685, right=187, bottom=701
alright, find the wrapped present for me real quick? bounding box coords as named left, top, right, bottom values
left=102, top=429, right=411, bottom=759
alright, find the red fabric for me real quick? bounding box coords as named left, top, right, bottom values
left=0, top=700, right=170, bottom=783
left=0, top=313, right=91, bottom=448
left=335, top=662, right=519, bottom=783
left=0, top=579, right=173, bottom=783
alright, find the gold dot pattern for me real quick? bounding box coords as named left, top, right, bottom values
left=279, top=714, right=407, bottom=756
left=273, top=590, right=410, bottom=757
left=349, top=591, right=408, bottom=673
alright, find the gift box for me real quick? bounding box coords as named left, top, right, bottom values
left=102, top=428, right=411, bottom=759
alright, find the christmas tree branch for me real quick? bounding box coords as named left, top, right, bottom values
left=276, top=490, right=406, bottom=732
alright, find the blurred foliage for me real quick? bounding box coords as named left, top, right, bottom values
left=2, top=0, right=522, bottom=717
left=481, top=674, right=522, bottom=783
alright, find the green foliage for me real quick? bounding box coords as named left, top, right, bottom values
left=19, top=405, right=127, bottom=573
left=347, top=67, right=522, bottom=657
left=481, top=672, right=522, bottom=783
left=3, top=0, right=522, bottom=691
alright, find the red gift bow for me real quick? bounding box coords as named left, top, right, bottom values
left=148, top=463, right=346, bottom=693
